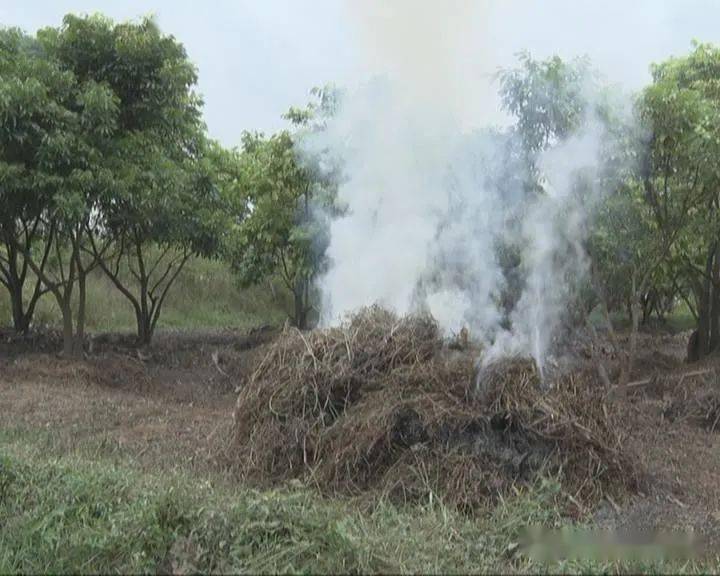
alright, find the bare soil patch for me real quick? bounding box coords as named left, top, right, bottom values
left=591, top=351, right=720, bottom=553
left=0, top=328, right=274, bottom=475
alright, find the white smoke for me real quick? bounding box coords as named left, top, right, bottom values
left=308, top=0, right=634, bottom=371
left=484, top=118, right=609, bottom=371
left=317, top=77, right=461, bottom=319
left=316, top=80, right=512, bottom=339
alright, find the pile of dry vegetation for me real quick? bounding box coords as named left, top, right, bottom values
left=665, top=369, right=720, bottom=432
left=231, top=307, right=641, bottom=512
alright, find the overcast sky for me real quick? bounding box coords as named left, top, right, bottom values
left=3, top=0, right=720, bottom=147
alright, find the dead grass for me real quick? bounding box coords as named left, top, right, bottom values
left=0, top=352, right=238, bottom=477
left=231, top=307, right=641, bottom=513
left=664, top=369, right=720, bottom=432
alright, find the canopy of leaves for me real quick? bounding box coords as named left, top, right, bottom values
left=229, top=131, right=322, bottom=287
left=0, top=25, right=118, bottom=227
left=499, top=52, right=592, bottom=155
left=638, top=42, right=720, bottom=304
left=33, top=15, right=213, bottom=249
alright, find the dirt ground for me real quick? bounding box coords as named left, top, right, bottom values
left=592, top=331, right=720, bottom=550
left=0, top=328, right=275, bottom=476
left=2, top=326, right=720, bottom=546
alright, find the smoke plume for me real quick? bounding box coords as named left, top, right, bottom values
left=306, top=0, right=669, bottom=370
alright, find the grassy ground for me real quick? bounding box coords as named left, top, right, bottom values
left=2, top=432, right=715, bottom=574
left=2, top=350, right=715, bottom=574
left=0, top=256, right=291, bottom=334
left=1, top=264, right=716, bottom=574
left=0, top=431, right=560, bottom=574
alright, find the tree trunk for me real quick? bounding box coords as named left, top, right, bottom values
left=58, top=237, right=86, bottom=359
left=61, top=305, right=74, bottom=357
left=59, top=300, right=82, bottom=358
left=710, top=248, right=720, bottom=352
left=619, top=271, right=641, bottom=387
left=2, top=220, right=54, bottom=334
left=7, top=276, right=45, bottom=334
left=136, top=250, right=152, bottom=345
left=8, top=278, right=30, bottom=333
left=292, top=275, right=311, bottom=330
left=3, top=245, right=31, bottom=333
left=293, top=288, right=307, bottom=330
left=626, top=300, right=633, bottom=324
left=624, top=299, right=640, bottom=383
left=76, top=269, right=87, bottom=344
left=640, top=292, right=651, bottom=325
left=694, top=244, right=716, bottom=360
left=136, top=311, right=153, bottom=347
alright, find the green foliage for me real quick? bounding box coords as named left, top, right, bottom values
left=224, top=86, right=342, bottom=329
left=0, top=23, right=118, bottom=342
left=227, top=143, right=326, bottom=326
left=0, top=14, right=231, bottom=345
left=0, top=20, right=118, bottom=226
left=284, top=84, right=342, bottom=129
left=45, top=12, right=211, bottom=255
left=230, top=131, right=318, bottom=285
left=51, top=15, right=219, bottom=343
left=588, top=181, right=661, bottom=312
left=637, top=42, right=720, bottom=350
left=43, top=14, right=202, bottom=139
left=499, top=52, right=593, bottom=156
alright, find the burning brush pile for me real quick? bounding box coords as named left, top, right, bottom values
left=231, top=307, right=641, bottom=512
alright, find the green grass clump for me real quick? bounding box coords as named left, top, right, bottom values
left=1, top=435, right=718, bottom=574
left=0, top=438, right=562, bottom=574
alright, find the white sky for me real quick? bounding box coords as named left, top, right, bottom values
left=3, top=0, right=720, bottom=146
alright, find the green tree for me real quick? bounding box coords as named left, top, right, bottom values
left=639, top=42, right=720, bottom=360
left=46, top=14, right=218, bottom=346
left=0, top=28, right=48, bottom=333
left=227, top=88, right=339, bottom=330
left=228, top=131, right=319, bottom=329
left=0, top=24, right=118, bottom=353
left=496, top=54, right=597, bottom=325
left=1, top=14, right=221, bottom=353
left=0, top=28, right=73, bottom=334
left=92, top=135, right=227, bottom=345
left=588, top=181, right=667, bottom=318
left=499, top=52, right=591, bottom=170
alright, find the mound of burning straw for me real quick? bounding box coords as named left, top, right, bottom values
left=231, top=307, right=640, bottom=512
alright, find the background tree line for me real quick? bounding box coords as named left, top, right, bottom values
left=2, top=13, right=720, bottom=363
left=0, top=14, right=335, bottom=356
